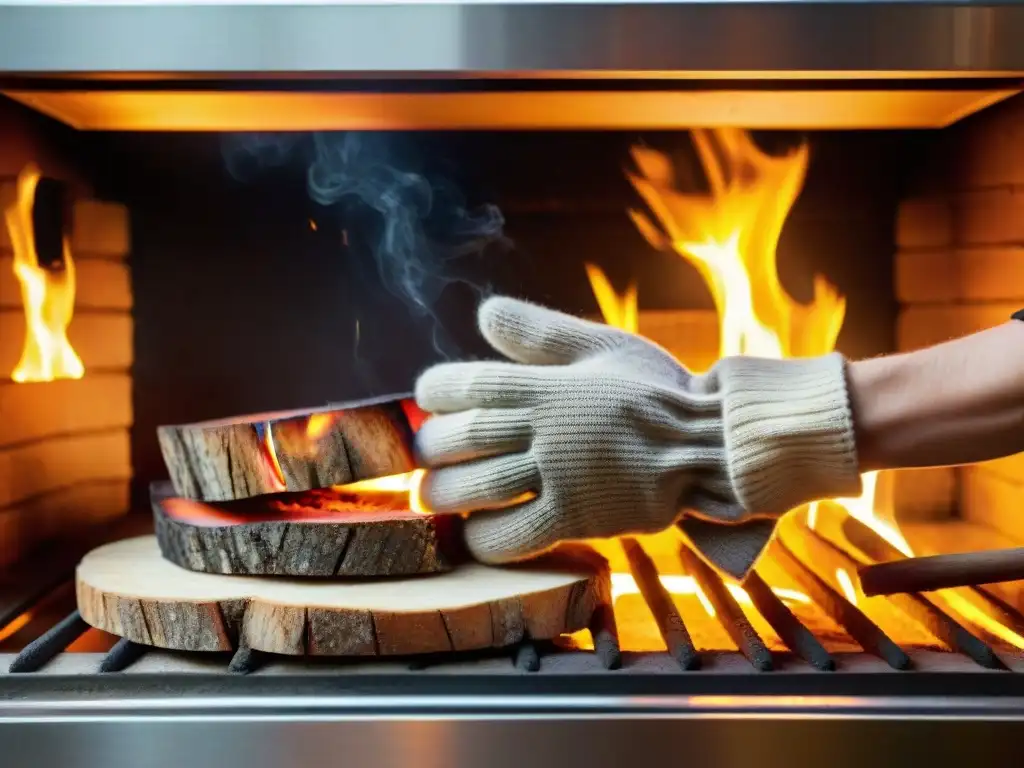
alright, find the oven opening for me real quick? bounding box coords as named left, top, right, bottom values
left=3, top=70, right=1024, bottom=686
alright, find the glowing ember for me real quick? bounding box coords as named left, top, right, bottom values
left=3, top=163, right=84, bottom=383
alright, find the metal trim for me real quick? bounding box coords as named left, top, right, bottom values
left=2, top=692, right=1024, bottom=768
left=5, top=693, right=1024, bottom=720
left=1, top=2, right=1024, bottom=76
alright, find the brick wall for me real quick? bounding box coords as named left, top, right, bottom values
left=895, top=93, right=1024, bottom=537
left=0, top=100, right=132, bottom=566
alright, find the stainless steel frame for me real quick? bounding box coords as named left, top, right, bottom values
left=3, top=686, right=1024, bottom=767
left=3, top=652, right=1024, bottom=765
left=0, top=1, right=1023, bottom=77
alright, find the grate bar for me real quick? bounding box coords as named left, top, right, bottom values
left=786, top=518, right=1007, bottom=670
left=743, top=569, right=835, bottom=671
left=228, top=646, right=265, bottom=675
left=587, top=603, right=621, bottom=670
left=677, top=544, right=773, bottom=671
left=100, top=638, right=149, bottom=673
left=622, top=538, right=700, bottom=671
left=8, top=610, right=89, bottom=673
left=772, top=538, right=911, bottom=670
left=514, top=640, right=541, bottom=672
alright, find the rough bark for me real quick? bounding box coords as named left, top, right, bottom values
left=158, top=394, right=422, bottom=502
left=151, top=480, right=461, bottom=577
left=77, top=536, right=610, bottom=657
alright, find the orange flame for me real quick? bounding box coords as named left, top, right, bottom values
left=584, top=130, right=878, bottom=647
left=306, top=412, right=335, bottom=441
left=608, top=128, right=1024, bottom=651
left=624, top=129, right=879, bottom=541
left=4, top=164, right=84, bottom=383
left=0, top=611, right=32, bottom=643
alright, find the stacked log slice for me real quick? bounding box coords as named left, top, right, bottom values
left=151, top=480, right=461, bottom=578
left=76, top=536, right=611, bottom=656
left=157, top=395, right=421, bottom=502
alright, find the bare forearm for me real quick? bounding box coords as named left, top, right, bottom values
left=849, top=321, right=1024, bottom=471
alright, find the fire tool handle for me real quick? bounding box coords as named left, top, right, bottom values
left=859, top=547, right=1024, bottom=597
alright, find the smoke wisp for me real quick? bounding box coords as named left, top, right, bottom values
left=222, top=132, right=506, bottom=356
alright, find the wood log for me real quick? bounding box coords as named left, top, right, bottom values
left=860, top=548, right=1024, bottom=597
left=904, top=521, right=1024, bottom=616
left=158, top=395, right=426, bottom=502
left=76, top=536, right=610, bottom=656
left=151, top=480, right=462, bottom=577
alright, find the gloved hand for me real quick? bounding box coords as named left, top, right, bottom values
left=414, top=295, right=861, bottom=579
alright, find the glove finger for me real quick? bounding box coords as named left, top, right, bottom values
left=415, top=408, right=532, bottom=468
left=677, top=517, right=776, bottom=581
left=463, top=497, right=563, bottom=564
left=478, top=295, right=627, bottom=365
left=421, top=453, right=540, bottom=515
left=415, top=361, right=542, bottom=413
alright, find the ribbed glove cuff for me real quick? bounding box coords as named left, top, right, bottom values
left=716, top=353, right=861, bottom=515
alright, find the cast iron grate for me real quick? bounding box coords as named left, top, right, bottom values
left=2, top=516, right=1023, bottom=676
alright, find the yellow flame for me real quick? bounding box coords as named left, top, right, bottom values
left=336, top=469, right=430, bottom=514
left=610, top=573, right=809, bottom=610
left=625, top=129, right=879, bottom=537
left=584, top=263, right=637, bottom=333
left=259, top=424, right=288, bottom=492
left=610, top=128, right=1024, bottom=649
left=305, top=412, right=335, bottom=441
left=4, top=164, right=84, bottom=382
left=835, top=568, right=859, bottom=605
left=627, top=130, right=846, bottom=361
left=832, top=470, right=910, bottom=555
left=938, top=591, right=1024, bottom=649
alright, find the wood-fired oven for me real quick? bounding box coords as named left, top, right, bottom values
left=2, top=2, right=1024, bottom=766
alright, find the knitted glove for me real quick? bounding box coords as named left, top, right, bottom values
left=414, top=295, right=861, bottom=578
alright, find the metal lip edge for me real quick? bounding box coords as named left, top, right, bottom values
left=6, top=694, right=1024, bottom=722
left=5, top=76, right=1024, bottom=90
left=0, top=1, right=1009, bottom=7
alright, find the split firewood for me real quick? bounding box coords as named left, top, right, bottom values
left=158, top=395, right=425, bottom=502
left=76, top=536, right=611, bottom=657
left=151, top=480, right=461, bottom=578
